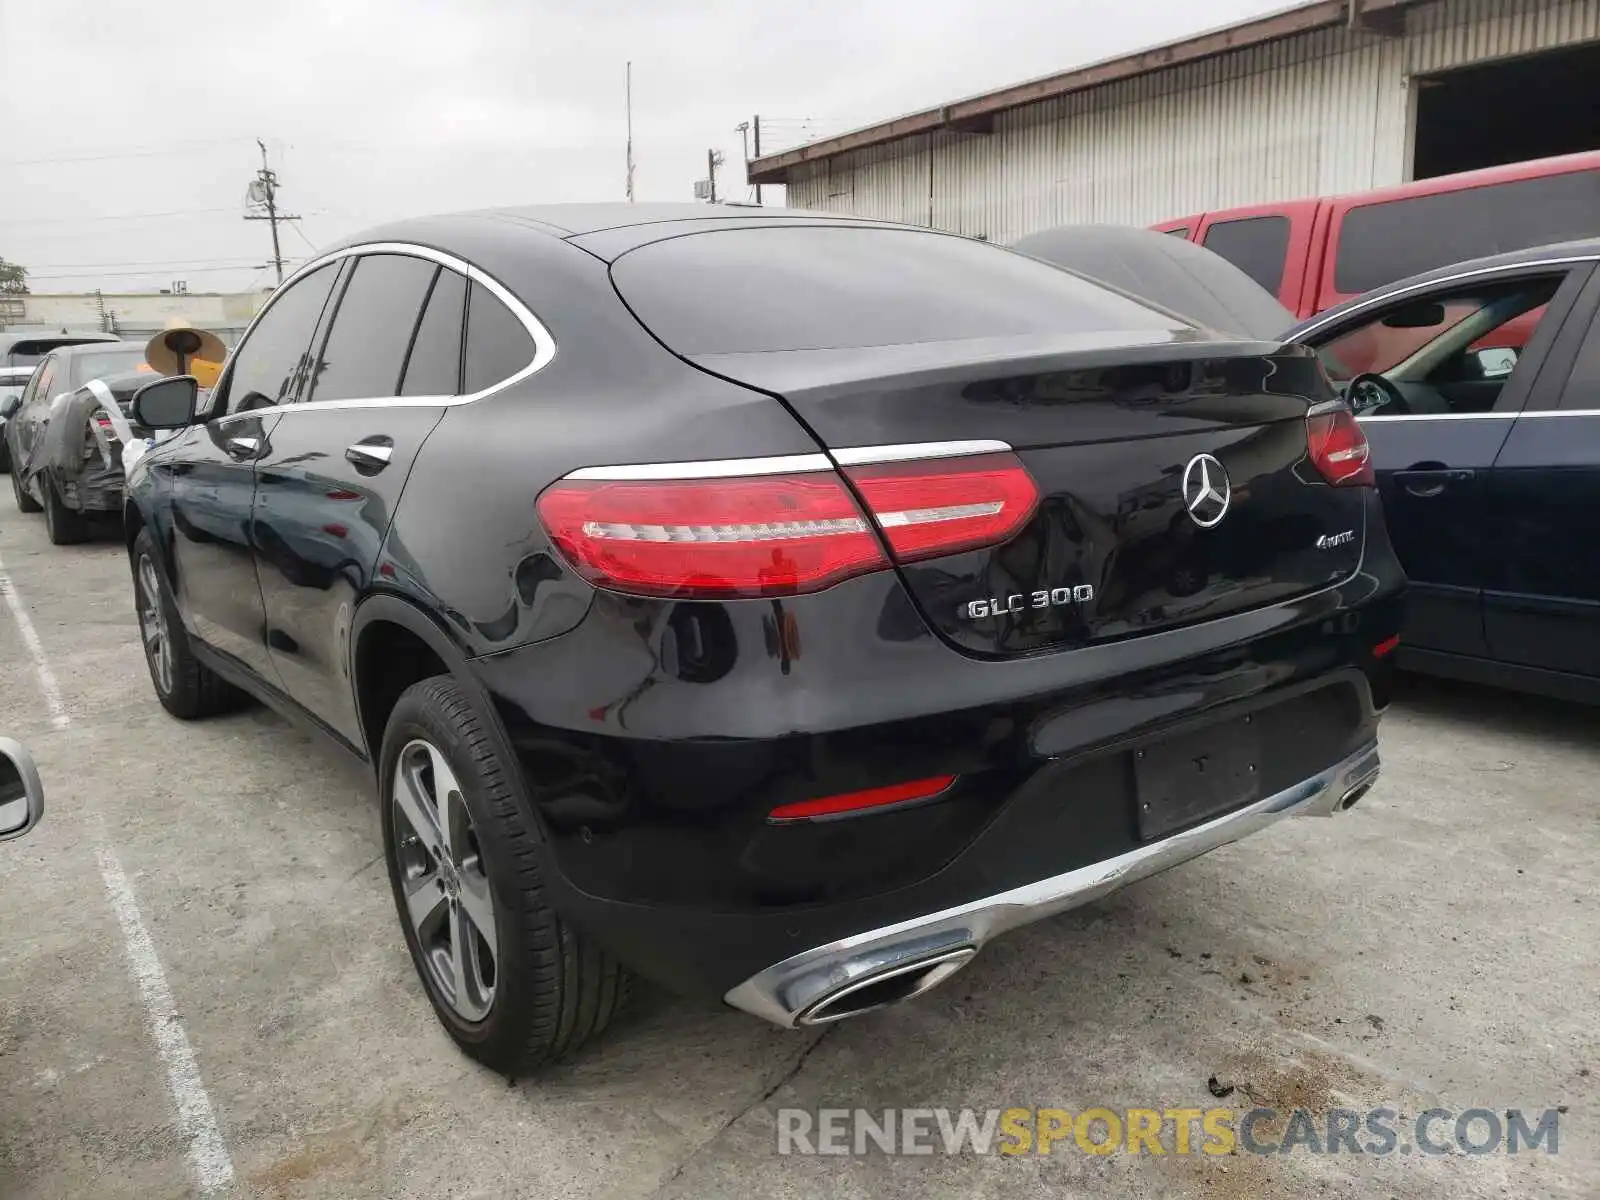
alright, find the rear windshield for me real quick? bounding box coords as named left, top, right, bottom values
left=1334, top=169, right=1600, bottom=294
left=71, top=347, right=150, bottom=386
left=611, top=226, right=1186, bottom=355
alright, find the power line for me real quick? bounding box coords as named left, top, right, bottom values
left=1, top=138, right=250, bottom=167
left=286, top=221, right=321, bottom=255
left=25, top=257, right=264, bottom=270
left=28, top=263, right=299, bottom=282
left=0, top=207, right=242, bottom=227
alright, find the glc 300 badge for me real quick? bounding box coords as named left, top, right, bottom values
left=964, top=586, right=1095, bottom=620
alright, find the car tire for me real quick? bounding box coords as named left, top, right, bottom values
left=131, top=528, right=245, bottom=719
left=42, top=473, right=89, bottom=545
left=380, top=676, right=631, bottom=1076
left=0, top=437, right=11, bottom=474
left=11, top=461, right=41, bottom=514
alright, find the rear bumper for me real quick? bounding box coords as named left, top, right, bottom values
left=725, top=739, right=1379, bottom=1027
left=466, top=489, right=1404, bottom=1006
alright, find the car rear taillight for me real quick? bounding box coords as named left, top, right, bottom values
left=537, top=450, right=1040, bottom=599
left=841, top=452, right=1040, bottom=562
left=537, top=469, right=886, bottom=598
left=1306, top=405, right=1374, bottom=487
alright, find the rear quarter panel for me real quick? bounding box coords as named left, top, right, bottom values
left=372, top=226, right=827, bottom=660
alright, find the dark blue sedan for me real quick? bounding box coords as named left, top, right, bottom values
left=1018, top=227, right=1600, bottom=702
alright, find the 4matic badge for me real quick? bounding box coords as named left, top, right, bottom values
left=964, top=586, right=1095, bottom=620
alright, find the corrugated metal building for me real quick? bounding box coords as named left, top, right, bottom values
left=749, top=0, right=1600, bottom=242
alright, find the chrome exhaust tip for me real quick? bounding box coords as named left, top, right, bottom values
left=797, top=946, right=977, bottom=1026
left=1337, top=780, right=1373, bottom=811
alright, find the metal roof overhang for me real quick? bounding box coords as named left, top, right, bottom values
left=748, top=0, right=1415, bottom=184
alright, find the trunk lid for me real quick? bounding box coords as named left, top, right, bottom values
left=690, top=337, right=1366, bottom=657
left=608, top=222, right=1366, bottom=657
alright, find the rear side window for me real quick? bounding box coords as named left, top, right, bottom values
left=28, top=357, right=56, bottom=400
left=401, top=268, right=467, bottom=396
left=1335, top=169, right=1600, bottom=295
left=1201, top=216, right=1290, bottom=296
left=463, top=281, right=535, bottom=393
left=310, top=254, right=438, bottom=402
left=610, top=226, right=1182, bottom=355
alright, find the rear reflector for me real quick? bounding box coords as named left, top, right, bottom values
left=1306, top=406, right=1374, bottom=487
left=538, top=451, right=1039, bottom=599
left=1372, top=634, right=1400, bottom=658
left=768, top=774, right=957, bottom=822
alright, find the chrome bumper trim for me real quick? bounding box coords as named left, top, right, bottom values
left=725, top=740, right=1381, bottom=1028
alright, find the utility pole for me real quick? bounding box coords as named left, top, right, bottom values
left=244, top=138, right=301, bottom=285
left=753, top=115, right=763, bottom=206
left=706, top=149, right=723, bottom=204
left=625, top=62, right=635, bottom=203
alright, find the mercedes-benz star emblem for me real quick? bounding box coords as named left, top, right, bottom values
left=1181, top=453, right=1231, bottom=529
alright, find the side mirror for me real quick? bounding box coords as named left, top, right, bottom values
left=132, top=375, right=199, bottom=430
left=0, top=394, right=19, bottom=418
left=0, top=737, right=45, bottom=843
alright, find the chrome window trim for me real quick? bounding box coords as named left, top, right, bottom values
left=213, top=241, right=556, bottom=418
left=1293, top=255, right=1597, bottom=342
left=567, top=453, right=833, bottom=480
left=1359, top=409, right=1600, bottom=423
left=831, top=439, right=1011, bottom=465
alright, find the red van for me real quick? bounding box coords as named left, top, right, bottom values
left=1155, top=149, right=1600, bottom=319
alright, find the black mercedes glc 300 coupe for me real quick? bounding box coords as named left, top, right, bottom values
left=121, top=204, right=1403, bottom=1072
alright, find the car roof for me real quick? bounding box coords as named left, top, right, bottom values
left=1297, top=236, right=1600, bottom=334
left=0, top=331, right=122, bottom=353
left=434, top=202, right=903, bottom=237
left=322, top=203, right=931, bottom=265
left=41, top=340, right=144, bottom=361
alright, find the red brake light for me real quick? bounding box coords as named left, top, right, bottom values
left=537, top=451, right=1041, bottom=599
left=1306, top=406, right=1373, bottom=487
left=536, top=470, right=887, bottom=598
left=843, top=452, right=1040, bottom=562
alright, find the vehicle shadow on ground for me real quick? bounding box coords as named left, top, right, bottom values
left=1389, top=670, right=1600, bottom=746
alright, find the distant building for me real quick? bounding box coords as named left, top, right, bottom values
left=0, top=290, right=270, bottom=347
left=749, top=0, right=1600, bottom=243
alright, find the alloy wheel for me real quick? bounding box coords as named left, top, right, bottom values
left=136, top=554, right=173, bottom=695
left=391, top=738, right=498, bottom=1022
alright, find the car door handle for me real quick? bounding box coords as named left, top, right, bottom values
left=1394, top=467, right=1475, bottom=498
left=225, top=435, right=262, bottom=460
left=344, top=439, right=394, bottom=471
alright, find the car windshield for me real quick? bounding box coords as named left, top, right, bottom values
left=70, top=347, right=151, bottom=388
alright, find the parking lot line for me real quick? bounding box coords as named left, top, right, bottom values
left=0, top=545, right=235, bottom=1195
left=0, top=550, right=70, bottom=730
left=94, top=842, right=236, bottom=1195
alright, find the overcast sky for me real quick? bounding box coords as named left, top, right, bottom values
left=2, top=0, right=1287, bottom=294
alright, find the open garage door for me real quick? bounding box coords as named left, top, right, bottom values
left=1413, top=41, right=1600, bottom=180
